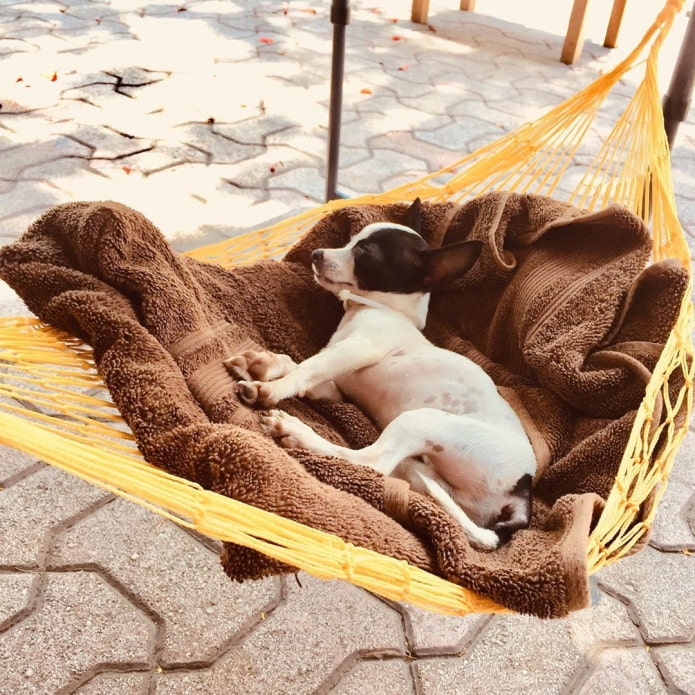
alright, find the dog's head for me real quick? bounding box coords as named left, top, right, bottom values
left=311, top=198, right=482, bottom=297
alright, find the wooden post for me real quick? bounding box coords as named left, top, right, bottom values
left=411, top=0, right=430, bottom=24
left=561, top=0, right=590, bottom=65
left=604, top=0, right=627, bottom=48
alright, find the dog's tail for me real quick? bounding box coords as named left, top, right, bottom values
left=493, top=473, right=533, bottom=542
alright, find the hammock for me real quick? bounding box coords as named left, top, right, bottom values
left=0, top=0, right=692, bottom=617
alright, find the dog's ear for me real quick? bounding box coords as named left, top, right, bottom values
left=422, top=239, right=483, bottom=289
left=402, top=197, right=423, bottom=235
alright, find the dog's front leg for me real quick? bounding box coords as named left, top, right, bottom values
left=237, top=338, right=385, bottom=407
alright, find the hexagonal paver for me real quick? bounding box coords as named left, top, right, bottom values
left=174, top=123, right=265, bottom=165
left=0, top=444, right=38, bottom=484
left=669, top=426, right=695, bottom=488
left=0, top=570, right=154, bottom=695
left=338, top=148, right=430, bottom=193
left=0, top=571, right=36, bottom=627
left=59, top=122, right=151, bottom=159
left=0, top=465, right=110, bottom=567
left=575, top=646, right=667, bottom=695
left=652, top=644, right=695, bottom=694
left=562, top=591, right=641, bottom=651
left=0, top=138, right=91, bottom=179
left=399, top=603, right=489, bottom=656
left=649, top=479, right=695, bottom=551
left=51, top=497, right=279, bottom=666
left=329, top=659, right=415, bottom=694
left=416, top=613, right=586, bottom=695
left=598, top=546, right=695, bottom=644
left=76, top=672, right=150, bottom=695
left=154, top=574, right=406, bottom=695
left=415, top=118, right=505, bottom=151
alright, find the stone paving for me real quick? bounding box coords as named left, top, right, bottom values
left=0, top=0, right=694, bottom=693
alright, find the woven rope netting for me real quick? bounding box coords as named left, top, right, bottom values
left=0, top=0, right=692, bottom=616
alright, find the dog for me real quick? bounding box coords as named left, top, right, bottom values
left=226, top=198, right=536, bottom=550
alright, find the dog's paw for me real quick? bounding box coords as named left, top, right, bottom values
left=236, top=379, right=259, bottom=404
left=260, top=409, right=307, bottom=448
left=237, top=380, right=280, bottom=407
left=470, top=528, right=500, bottom=551
left=224, top=355, right=252, bottom=382
left=227, top=350, right=294, bottom=382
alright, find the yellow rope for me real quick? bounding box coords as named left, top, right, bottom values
left=0, top=0, right=691, bottom=615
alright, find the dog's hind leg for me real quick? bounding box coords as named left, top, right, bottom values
left=262, top=409, right=501, bottom=550
left=261, top=409, right=428, bottom=476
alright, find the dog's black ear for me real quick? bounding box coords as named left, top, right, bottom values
left=422, top=239, right=483, bottom=289
left=402, top=197, right=423, bottom=235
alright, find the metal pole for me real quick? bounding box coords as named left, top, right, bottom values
left=663, top=3, right=695, bottom=148
left=325, top=0, right=349, bottom=201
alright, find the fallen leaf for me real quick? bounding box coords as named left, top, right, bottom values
left=371, top=7, right=382, bottom=13
left=16, top=76, right=23, bottom=82
left=398, top=65, right=409, bottom=71
left=298, top=8, right=317, bottom=13
left=50, top=71, right=57, bottom=82
left=360, top=88, right=372, bottom=95
left=390, top=18, right=398, bottom=23
left=122, top=166, right=132, bottom=174
left=391, top=35, right=402, bottom=41
left=258, top=36, right=274, bottom=45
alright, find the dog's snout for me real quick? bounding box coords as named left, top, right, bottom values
left=312, top=249, right=324, bottom=264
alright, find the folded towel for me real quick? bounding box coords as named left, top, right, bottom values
left=0, top=192, right=687, bottom=618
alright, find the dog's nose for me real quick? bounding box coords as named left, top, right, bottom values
left=311, top=249, right=324, bottom=264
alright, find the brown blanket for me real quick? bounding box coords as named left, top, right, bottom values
left=0, top=192, right=687, bottom=618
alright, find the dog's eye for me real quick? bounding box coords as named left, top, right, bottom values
left=354, top=242, right=381, bottom=262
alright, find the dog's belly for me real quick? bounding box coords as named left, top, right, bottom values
left=336, top=345, right=522, bottom=433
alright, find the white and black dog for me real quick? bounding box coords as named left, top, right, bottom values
left=226, top=199, right=536, bottom=550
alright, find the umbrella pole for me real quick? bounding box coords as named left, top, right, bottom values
left=663, top=2, right=695, bottom=148
left=325, top=0, right=350, bottom=201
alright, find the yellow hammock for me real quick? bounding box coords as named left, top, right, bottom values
left=0, top=0, right=692, bottom=616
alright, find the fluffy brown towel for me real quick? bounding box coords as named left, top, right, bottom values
left=0, top=193, right=687, bottom=618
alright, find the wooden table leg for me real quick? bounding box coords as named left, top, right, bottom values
left=460, top=0, right=476, bottom=10
left=604, top=0, right=627, bottom=48
left=561, top=0, right=590, bottom=65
